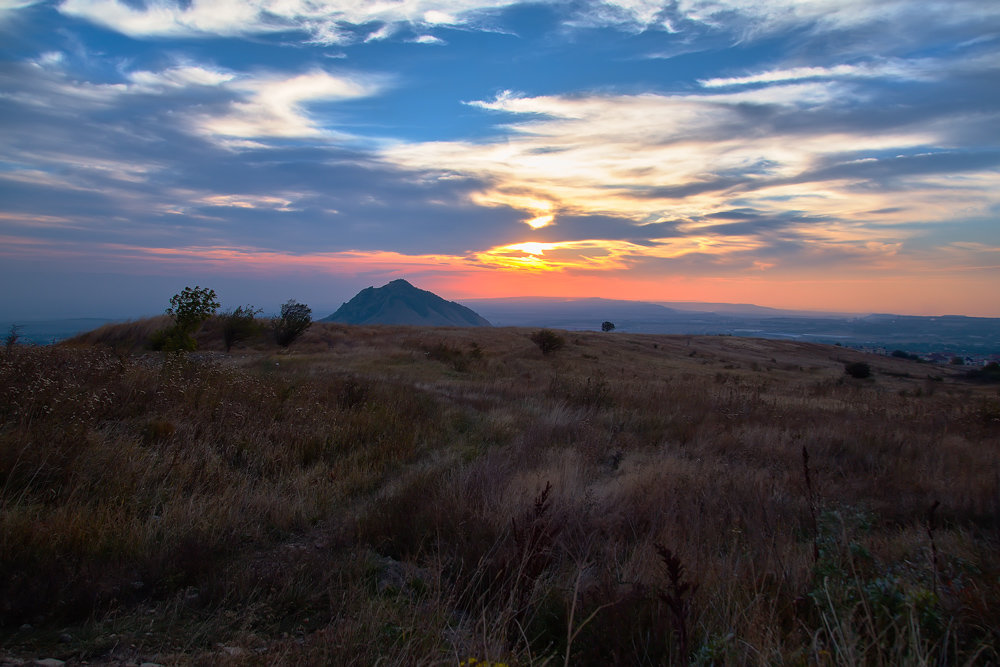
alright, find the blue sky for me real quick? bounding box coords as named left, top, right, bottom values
left=1, top=0, right=998, bottom=319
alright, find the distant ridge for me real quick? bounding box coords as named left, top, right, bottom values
left=322, top=279, right=491, bottom=327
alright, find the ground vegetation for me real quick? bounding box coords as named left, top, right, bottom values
left=2, top=322, right=998, bottom=664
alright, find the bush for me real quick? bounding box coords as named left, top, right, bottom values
left=966, top=362, right=1000, bottom=384
left=530, top=329, right=565, bottom=355
left=221, top=305, right=262, bottom=352
left=154, top=286, right=220, bottom=352
left=149, top=326, right=197, bottom=352
left=844, top=361, right=872, bottom=379
left=601, top=321, right=615, bottom=332
left=4, top=324, right=22, bottom=354
left=273, top=299, right=312, bottom=348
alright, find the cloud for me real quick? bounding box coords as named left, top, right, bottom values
left=128, top=66, right=384, bottom=141
left=0, top=53, right=528, bottom=259
left=671, top=0, right=1000, bottom=40
left=412, top=34, right=447, bottom=45
left=4, top=57, right=385, bottom=142
left=380, top=73, right=1000, bottom=272
left=698, top=61, right=935, bottom=87
left=195, top=70, right=383, bottom=139
left=47, top=0, right=1000, bottom=49
left=56, top=0, right=525, bottom=43
left=127, top=65, right=237, bottom=90
left=392, top=85, right=934, bottom=218
left=0, top=0, right=41, bottom=21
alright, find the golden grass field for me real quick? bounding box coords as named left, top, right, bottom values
left=2, top=319, right=998, bottom=665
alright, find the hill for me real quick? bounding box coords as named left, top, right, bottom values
left=2, top=322, right=998, bottom=664
left=322, top=279, right=491, bottom=327
left=463, top=296, right=1000, bottom=354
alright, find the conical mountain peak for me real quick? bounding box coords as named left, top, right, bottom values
left=322, top=280, right=491, bottom=327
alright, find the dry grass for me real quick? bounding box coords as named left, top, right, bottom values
left=1, top=321, right=998, bottom=664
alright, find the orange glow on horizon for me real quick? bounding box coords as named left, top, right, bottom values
left=4, top=236, right=998, bottom=317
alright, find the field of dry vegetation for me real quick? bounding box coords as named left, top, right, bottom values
left=2, top=319, right=998, bottom=665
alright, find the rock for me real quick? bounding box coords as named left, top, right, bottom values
left=18, top=624, right=32, bottom=632
left=58, top=633, right=72, bottom=643
left=31, top=660, right=66, bottom=667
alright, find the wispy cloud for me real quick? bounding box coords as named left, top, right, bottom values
left=698, top=61, right=931, bottom=87
left=195, top=70, right=383, bottom=139
left=671, top=0, right=1000, bottom=41
left=6, top=56, right=385, bottom=142
left=44, top=0, right=1000, bottom=47
left=56, top=0, right=525, bottom=43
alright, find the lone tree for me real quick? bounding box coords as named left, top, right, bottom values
left=154, top=286, right=219, bottom=351
left=274, top=299, right=312, bottom=348
left=530, top=329, right=565, bottom=355
left=601, top=321, right=615, bottom=332
left=167, top=286, right=220, bottom=332
left=221, top=305, right=263, bottom=352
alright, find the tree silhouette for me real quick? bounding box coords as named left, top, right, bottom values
left=274, top=299, right=312, bottom=347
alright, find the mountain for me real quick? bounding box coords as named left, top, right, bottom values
left=322, top=279, right=491, bottom=327
left=654, top=302, right=858, bottom=318
left=461, top=296, right=1000, bottom=354
left=462, top=296, right=679, bottom=329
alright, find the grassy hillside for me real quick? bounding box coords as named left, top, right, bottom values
left=2, top=320, right=998, bottom=665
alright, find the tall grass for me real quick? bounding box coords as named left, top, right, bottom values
left=1, top=322, right=998, bottom=664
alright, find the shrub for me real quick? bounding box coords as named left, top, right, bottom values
left=601, top=321, right=615, bottom=332
left=154, top=286, right=220, bottom=352
left=273, top=299, right=312, bottom=348
left=149, top=326, right=197, bottom=352
left=424, top=342, right=470, bottom=372
left=966, top=362, right=1000, bottom=384
left=4, top=323, right=22, bottom=354
left=844, top=361, right=872, bottom=379
left=530, top=329, right=565, bottom=355
left=221, top=305, right=263, bottom=352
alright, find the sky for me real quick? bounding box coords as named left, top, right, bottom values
left=1, top=0, right=999, bottom=319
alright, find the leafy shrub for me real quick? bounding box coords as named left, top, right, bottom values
left=601, top=321, right=615, bottom=332
left=844, top=361, right=871, bottom=379
left=530, top=329, right=566, bottom=355
left=153, top=286, right=220, bottom=351
left=149, top=326, right=197, bottom=352
left=273, top=299, right=312, bottom=347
